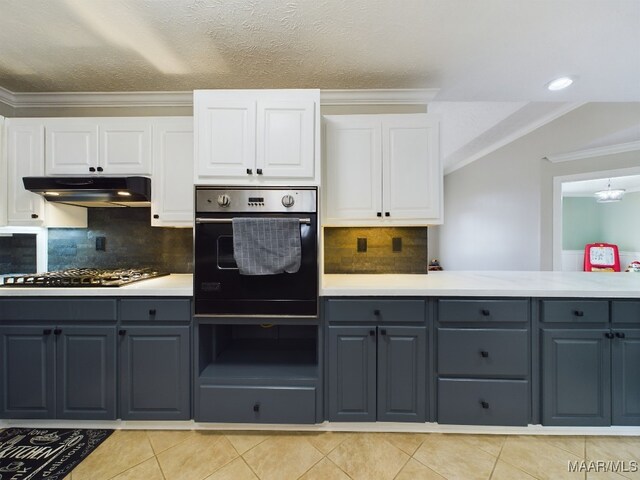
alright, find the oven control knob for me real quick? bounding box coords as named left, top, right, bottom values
left=217, top=194, right=231, bottom=207
left=281, top=195, right=295, bottom=208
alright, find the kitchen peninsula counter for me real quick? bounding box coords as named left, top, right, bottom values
left=0, top=273, right=192, bottom=296
left=321, top=271, right=640, bottom=298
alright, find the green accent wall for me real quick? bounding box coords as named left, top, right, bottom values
left=563, top=192, right=640, bottom=251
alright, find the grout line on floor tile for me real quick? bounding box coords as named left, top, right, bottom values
left=240, top=454, right=261, bottom=480
left=411, top=452, right=449, bottom=479
left=392, top=453, right=413, bottom=480
left=233, top=434, right=271, bottom=457
left=294, top=455, right=325, bottom=479
left=105, top=455, right=159, bottom=480
left=145, top=430, right=194, bottom=456
left=324, top=455, right=356, bottom=480
left=496, top=457, right=544, bottom=480
left=155, top=454, right=168, bottom=480
left=488, top=435, right=507, bottom=480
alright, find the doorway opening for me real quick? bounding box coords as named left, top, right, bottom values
left=552, top=167, right=640, bottom=271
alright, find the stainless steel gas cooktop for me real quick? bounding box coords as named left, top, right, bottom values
left=1, top=268, right=169, bottom=287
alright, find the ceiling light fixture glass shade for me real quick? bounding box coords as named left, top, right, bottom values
left=547, top=76, right=574, bottom=91
left=594, top=179, right=625, bottom=203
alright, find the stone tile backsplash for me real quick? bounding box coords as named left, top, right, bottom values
left=48, top=208, right=193, bottom=273
left=324, top=227, right=428, bottom=274
left=0, top=234, right=37, bottom=274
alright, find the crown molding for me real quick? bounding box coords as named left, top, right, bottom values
left=320, top=88, right=439, bottom=105
left=0, top=86, right=16, bottom=108
left=545, top=140, right=640, bottom=163
left=0, top=87, right=439, bottom=109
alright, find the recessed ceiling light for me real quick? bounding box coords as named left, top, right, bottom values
left=44, top=191, right=60, bottom=196
left=547, top=77, right=574, bottom=91
left=117, top=191, right=131, bottom=196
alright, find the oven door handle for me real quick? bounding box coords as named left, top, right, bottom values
left=195, top=218, right=312, bottom=224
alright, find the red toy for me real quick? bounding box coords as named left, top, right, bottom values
left=583, top=243, right=621, bottom=272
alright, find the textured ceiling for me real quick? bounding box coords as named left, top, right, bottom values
left=0, top=0, right=639, bottom=100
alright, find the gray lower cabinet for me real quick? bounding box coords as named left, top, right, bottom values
left=435, top=298, right=531, bottom=426
left=542, top=329, right=611, bottom=426
left=611, top=329, right=640, bottom=425
left=0, top=326, right=55, bottom=418
left=540, top=299, right=640, bottom=426
left=328, top=325, right=426, bottom=422
left=119, top=326, right=190, bottom=420
left=194, top=321, right=321, bottom=424
left=0, top=325, right=117, bottom=420
left=0, top=297, right=191, bottom=421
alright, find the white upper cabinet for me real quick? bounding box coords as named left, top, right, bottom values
left=7, top=120, right=46, bottom=225
left=256, top=99, right=315, bottom=178
left=151, top=118, right=194, bottom=227
left=5, top=119, right=86, bottom=227
left=324, top=116, right=382, bottom=220
left=194, top=90, right=319, bottom=184
left=99, top=119, right=152, bottom=175
left=195, top=96, right=256, bottom=178
left=45, top=120, right=98, bottom=175
left=45, top=118, right=152, bottom=176
left=323, top=114, right=442, bottom=226
left=382, top=115, right=441, bottom=221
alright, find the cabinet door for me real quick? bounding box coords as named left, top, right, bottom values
left=612, top=330, right=640, bottom=425
left=55, top=326, right=116, bottom=420
left=324, top=116, right=382, bottom=222
left=195, top=93, right=256, bottom=178
left=542, top=329, right=611, bottom=426
left=7, top=121, right=45, bottom=224
left=99, top=119, right=152, bottom=175
left=119, top=326, right=190, bottom=420
left=328, top=326, right=377, bottom=421
left=45, top=120, right=98, bottom=175
left=151, top=118, right=194, bottom=226
left=0, top=326, right=55, bottom=418
left=382, top=115, right=441, bottom=222
left=377, top=326, right=427, bottom=422
left=256, top=99, right=315, bottom=178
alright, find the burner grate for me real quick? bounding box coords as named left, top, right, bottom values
left=1, top=268, right=169, bottom=287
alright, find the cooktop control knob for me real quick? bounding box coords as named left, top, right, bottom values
left=217, top=194, right=231, bottom=207
left=281, top=194, right=295, bottom=208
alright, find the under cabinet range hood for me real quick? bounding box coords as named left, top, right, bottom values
left=22, top=176, right=151, bottom=207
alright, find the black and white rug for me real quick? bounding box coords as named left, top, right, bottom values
left=0, top=428, right=112, bottom=480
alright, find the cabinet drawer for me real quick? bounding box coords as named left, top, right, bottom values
left=438, top=329, right=528, bottom=377
left=120, top=299, right=190, bottom=322
left=541, top=300, right=608, bottom=323
left=197, top=385, right=316, bottom=423
left=612, top=301, right=640, bottom=324
left=438, top=378, right=529, bottom=426
left=438, top=299, right=528, bottom=323
left=0, top=299, right=116, bottom=321
left=326, top=299, right=425, bottom=323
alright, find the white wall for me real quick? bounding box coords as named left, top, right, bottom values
left=435, top=102, right=640, bottom=271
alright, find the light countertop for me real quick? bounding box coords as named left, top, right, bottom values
left=321, top=271, right=640, bottom=298
left=0, top=274, right=192, bottom=297
left=2, top=271, right=640, bottom=298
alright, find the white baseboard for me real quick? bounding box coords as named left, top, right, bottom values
left=1, top=419, right=639, bottom=437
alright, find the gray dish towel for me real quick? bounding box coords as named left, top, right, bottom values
left=232, top=218, right=302, bottom=275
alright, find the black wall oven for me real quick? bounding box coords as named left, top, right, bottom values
left=194, top=186, right=318, bottom=317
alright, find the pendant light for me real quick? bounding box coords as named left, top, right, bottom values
left=594, top=179, right=625, bottom=203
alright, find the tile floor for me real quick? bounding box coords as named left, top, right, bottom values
left=58, top=430, right=639, bottom=480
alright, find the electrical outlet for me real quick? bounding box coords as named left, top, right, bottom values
left=392, top=237, right=402, bottom=252
left=357, top=237, right=367, bottom=253
left=96, top=236, right=106, bottom=251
